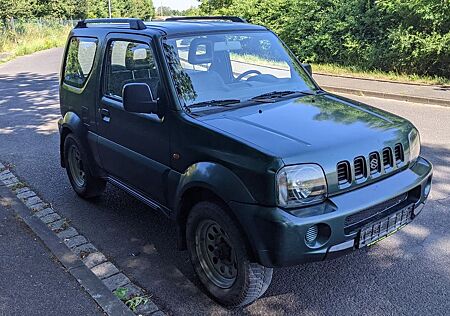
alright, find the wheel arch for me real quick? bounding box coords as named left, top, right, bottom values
left=174, top=162, right=257, bottom=260
left=59, top=111, right=100, bottom=176
left=60, top=111, right=85, bottom=166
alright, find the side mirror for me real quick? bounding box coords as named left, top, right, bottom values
left=123, top=83, right=158, bottom=114
left=302, top=63, right=312, bottom=75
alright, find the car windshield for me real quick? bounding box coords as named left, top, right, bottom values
left=163, top=31, right=317, bottom=111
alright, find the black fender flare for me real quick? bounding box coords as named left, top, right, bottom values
left=174, top=162, right=256, bottom=213
left=173, top=162, right=257, bottom=252
left=59, top=112, right=100, bottom=176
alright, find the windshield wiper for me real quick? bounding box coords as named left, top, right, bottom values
left=187, top=99, right=241, bottom=109
left=251, top=90, right=316, bottom=102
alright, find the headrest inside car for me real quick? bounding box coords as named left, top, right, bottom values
left=188, top=38, right=213, bottom=65
left=125, top=44, right=152, bottom=70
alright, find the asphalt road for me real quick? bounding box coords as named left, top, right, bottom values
left=0, top=48, right=449, bottom=315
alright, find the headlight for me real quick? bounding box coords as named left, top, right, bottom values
left=408, top=128, right=421, bottom=164
left=276, top=164, right=327, bottom=208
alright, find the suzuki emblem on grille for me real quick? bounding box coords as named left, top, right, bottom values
left=370, top=158, right=378, bottom=170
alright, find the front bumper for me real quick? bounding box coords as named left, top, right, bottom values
left=232, top=157, right=433, bottom=268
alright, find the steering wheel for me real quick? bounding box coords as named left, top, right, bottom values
left=236, top=70, right=262, bottom=81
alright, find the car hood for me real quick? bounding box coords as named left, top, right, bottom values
left=199, top=93, right=412, bottom=190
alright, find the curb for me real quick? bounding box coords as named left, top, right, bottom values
left=322, top=85, right=450, bottom=107
left=0, top=162, right=165, bottom=316
left=314, top=72, right=447, bottom=87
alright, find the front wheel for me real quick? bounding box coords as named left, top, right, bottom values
left=186, top=201, right=273, bottom=307
left=64, top=134, right=106, bottom=198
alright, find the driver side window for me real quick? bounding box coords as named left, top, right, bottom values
left=105, top=40, right=160, bottom=99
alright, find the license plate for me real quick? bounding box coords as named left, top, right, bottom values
left=358, top=205, right=414, bottom=248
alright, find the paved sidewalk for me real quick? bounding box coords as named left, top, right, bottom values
left=0, top=199, right=102, bottom=316
left=314, top=73, right=450, bottom=106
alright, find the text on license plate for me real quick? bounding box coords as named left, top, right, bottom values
left=359, top=205, right=414, bottom=248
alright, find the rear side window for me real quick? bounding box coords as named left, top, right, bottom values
left=105, top=40, right=160, bottom=99
left=64, top=37, right=97, bottom=88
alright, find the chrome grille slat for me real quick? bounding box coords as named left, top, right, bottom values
left=382, top=147, right=393, bottom=169
left=337, top=161, right=351, bottom=185
left=354, top=156, right=366, bottom=179
left=394, top=143, right=404, bottom=163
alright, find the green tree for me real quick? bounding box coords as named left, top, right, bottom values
left=84, top=0, right=109, bottom=19
left=123, top=0, right=154, bottom=19
left=0, top=0, right=31, bottom=26
left=199, top=0, right=233, bottom=14
left=182, top=6, right=202, bottom=16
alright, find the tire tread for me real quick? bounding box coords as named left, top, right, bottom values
left=186, top=201, right=273, bottom=308
left=64, top=134, right=106, bottom=198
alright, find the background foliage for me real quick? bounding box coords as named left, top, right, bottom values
left=197, top=0, right=450, bottom=78
left=0, top=0, right=155, bottom=60
left=0, top=0, right=155, bottom=22
left=0, top=19, right=72, bottom=61
left=1, top=0, right=448, bottom=79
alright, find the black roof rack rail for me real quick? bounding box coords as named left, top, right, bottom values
left=75, top=18, right=147, bottom=30
left=165, top=16, right=247, bottom=23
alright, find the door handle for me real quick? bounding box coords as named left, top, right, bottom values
left=100, top=108, right=110, bottom=122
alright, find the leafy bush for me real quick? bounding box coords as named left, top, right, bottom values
left=0, top=0, right=155, bottom=21
left=198, top=0, right=450, bottom=78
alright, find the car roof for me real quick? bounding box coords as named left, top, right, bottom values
left=74, top=18, right=268, bottom=38
left=143, top=20, right=267, bottom=36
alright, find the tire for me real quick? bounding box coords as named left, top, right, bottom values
left=186, top=201, right=273, bottom=307
left=64, top=134, right=106, bottom=198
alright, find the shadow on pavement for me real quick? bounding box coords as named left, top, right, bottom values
left=421, top=143, right=450, bottom=200
left=0, top=72, right=60, bottom=136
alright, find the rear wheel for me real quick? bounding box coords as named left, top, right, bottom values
left=64, top=134, right=106, bottom=198
left=186, top=201, right=273, bottom=307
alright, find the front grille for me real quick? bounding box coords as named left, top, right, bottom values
left=394, top=143, right=404, bottom=163
left=354, top=156, right=366, bottom=179
left=382, top=147, right=393, bottom=169
left=337, top=161, right=351, bottom=185
left=344, top=193, right=408, bottom=234
left=336, top=144, right=405, bottom=188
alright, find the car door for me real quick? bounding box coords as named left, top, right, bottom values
left=96, top=34, right=170, bottom=205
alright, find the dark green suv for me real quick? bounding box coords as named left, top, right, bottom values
left=58, top=17, right=433, bottom=307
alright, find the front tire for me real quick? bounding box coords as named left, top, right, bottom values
left=186, top=201, right=273, bottom=307
left=64, top=134, right=106, bottom=198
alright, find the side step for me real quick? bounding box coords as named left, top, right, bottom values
left=107, top=176, right=170, bottom=217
